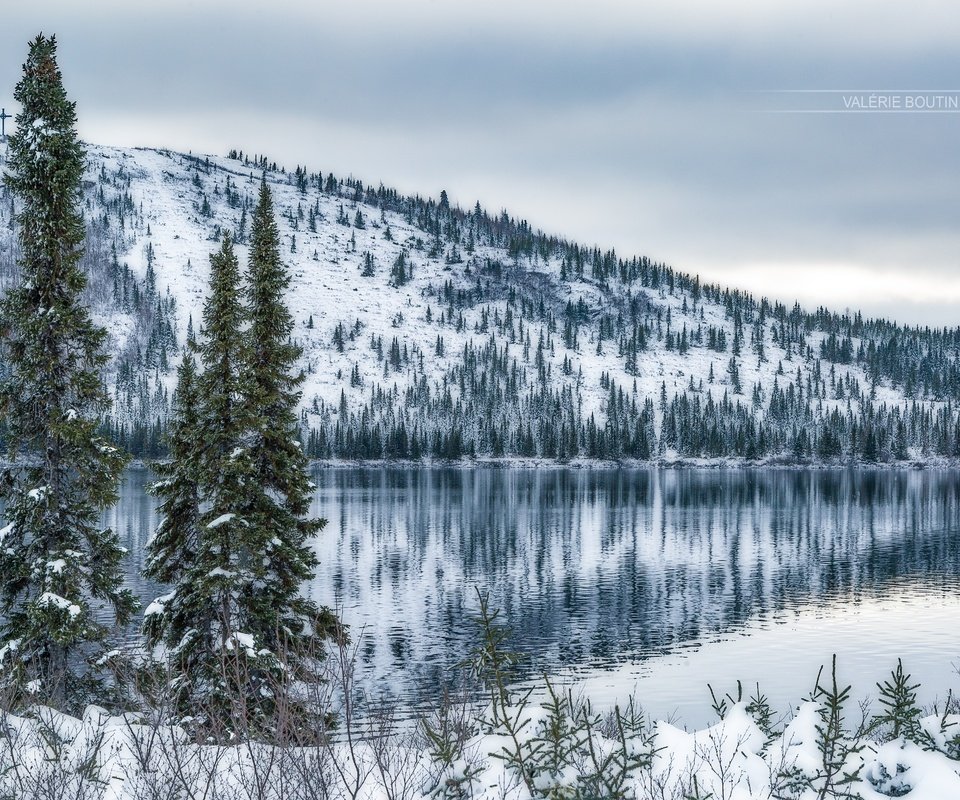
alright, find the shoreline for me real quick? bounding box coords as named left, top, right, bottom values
left=122, top=456, right=960, bottom=471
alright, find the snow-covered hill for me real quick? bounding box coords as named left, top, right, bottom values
left=0, top=142, right=957, bottom=462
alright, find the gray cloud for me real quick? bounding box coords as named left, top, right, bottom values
left=2, top=1, right=960, bottom=326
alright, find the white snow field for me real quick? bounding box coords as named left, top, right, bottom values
left=2, top=698, right=960, bottom=799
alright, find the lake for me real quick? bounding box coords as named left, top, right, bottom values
left=111, top=466, right=960, bottom=728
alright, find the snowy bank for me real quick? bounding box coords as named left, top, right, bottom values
left=2, top=692, right=960, bottom=799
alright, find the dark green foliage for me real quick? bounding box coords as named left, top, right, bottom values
left=391, top=250, right=410, bottom=286
left=142, top=350, right=201, bottom=655
left=873, top=659, right=929, bottom=745
left=569, top=694, right=653, bottom=800
left=5, top=102, right=959, bottom=474
left=707, top=680, right=741, bottom=720
left=469, top=589, right=537, bottom=794
left=143, top=187, right=338, bottom=737
left=0, top=35, right=133, bottom=709
left=809, top=655, right=863, bottom=798
left=421, top=694, right=483, bottom=798
left=361, top=250, right=375, bottom=277
left=36, top=135, right=960, bottom=468
left=141, top=232, right=256, bottom=732
left=239, top=180, right=339, bottom=727
left=746, top=683, right=776, bottom=746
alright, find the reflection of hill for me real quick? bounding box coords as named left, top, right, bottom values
left=106, top=468, right=960, bottom=708
left=300, top=468, right=960, bottom=703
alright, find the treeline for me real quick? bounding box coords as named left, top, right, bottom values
left=302, top=388, right=960, bottom=464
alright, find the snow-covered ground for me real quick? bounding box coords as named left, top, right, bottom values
left=3, top=696, right=959, bottom=799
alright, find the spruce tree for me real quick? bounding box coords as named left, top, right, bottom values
left=241, top=179, right=338, bottom=730
left=142, top=349, right=201, bottom=661
left=149, top=232, right=256, bottom=731
left=0, top=35, right=133, bottom=708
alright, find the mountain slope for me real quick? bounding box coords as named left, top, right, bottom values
left=0, top=142, right=957, bottom=462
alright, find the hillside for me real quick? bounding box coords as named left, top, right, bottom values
left=0, top=142, right=958, bottom=463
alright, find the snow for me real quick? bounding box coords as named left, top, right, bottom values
left=207, top=566, right=234, bottom=578
left=223, top=631, right=257, bottom=657
left=0, top=701, right=958, bottom=798
left=205, top=513, right=234, bottom=529
left=0, top=638, right=20, bottom=662
left=143, top=592, right=174, bottom=617
left=0, top=523, right=13, bottom=544
left=36, top=591, right=82, bottom=619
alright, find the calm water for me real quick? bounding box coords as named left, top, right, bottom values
left=111, top=467, right=960, bottom=727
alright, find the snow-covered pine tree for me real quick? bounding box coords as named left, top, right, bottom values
left=241, top=179, right=339, bottom=730
left=147, top=207, right=337, bottom=734
left=150, top=231, right=258, bottom=731
left=142, top=349, right=201, bottom=662
left=0, top=35, right=133, bottom=708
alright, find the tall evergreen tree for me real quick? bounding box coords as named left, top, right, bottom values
left=142, top=349, right=201, bottom=661
left=149, top=232, right=256, bottom=730
left=0, top=35, right=133, bottom=708
left=241, top=179, right=338, bottom=730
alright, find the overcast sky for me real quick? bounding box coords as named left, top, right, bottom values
left=3, top=1, right=959, bottom=327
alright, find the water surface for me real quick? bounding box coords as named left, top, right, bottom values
left=112, top=467, right=960, bottom=726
